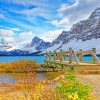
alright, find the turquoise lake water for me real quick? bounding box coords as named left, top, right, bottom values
left=0, top=56, right=100, bottom=64
left=0, top=56, right=45, bottom=64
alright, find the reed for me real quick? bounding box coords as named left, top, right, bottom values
left=0, top=60, right=39, bottom=73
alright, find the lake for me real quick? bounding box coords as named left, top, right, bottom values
left=0, top=56, right=45, bottom=64
left=0, top=56, right=100, bottom=64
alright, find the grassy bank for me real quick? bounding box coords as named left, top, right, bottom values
left=0, top=60, right=39, bottom=73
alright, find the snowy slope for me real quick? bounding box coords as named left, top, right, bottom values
left=61, top=38, right=100, bottom=54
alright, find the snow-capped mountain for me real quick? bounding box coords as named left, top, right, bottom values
left=0, top=37, right=51, bottom=55
left=21, top=37, right=51, bottom=53
left=31, top=37, right=51, bottom=51
left=44, top=8, right=100, bottom=54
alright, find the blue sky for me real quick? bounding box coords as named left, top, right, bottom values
left=0, top=0, right=100, bottom=46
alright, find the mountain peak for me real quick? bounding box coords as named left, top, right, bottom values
left=21, top=36, right=51, bottom=53
left=90, top=7, right=100, bottom=18
left=31, top=37, right=43, bottom=44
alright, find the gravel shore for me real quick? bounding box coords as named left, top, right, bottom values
left=77, top=75, right=100, bottom=100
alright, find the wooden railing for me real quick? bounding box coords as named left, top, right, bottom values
left=45, top=48, right=100, bottom=64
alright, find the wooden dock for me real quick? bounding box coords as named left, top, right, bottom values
left=43, top=48, right=100, bottom=73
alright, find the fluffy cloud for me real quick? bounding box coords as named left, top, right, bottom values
left=0, top=29, right=35, bottom=48
left=18, top=7, right=49, bottom=18
left=11, top=28, right=20, bottom=31
left=52, top=18, right=69, bottom=27
left=0, top=29, right=15, bottom=37
left=53, top=0, right=100, bottom=29
left=18, top=31, right=35, bottom=44
left=6, top=0, right=57, bottom=21
left=7, top=0, right=49, bottom=6
left=41, top=29, right=63, bottom=42
left=14, top=6, right=56, bottom=20
left=0, top=29, right=16, bottom=48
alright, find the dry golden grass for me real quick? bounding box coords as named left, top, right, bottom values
left=0, top=60, right=39, bottom=73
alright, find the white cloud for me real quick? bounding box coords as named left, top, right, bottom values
left=11, top=28, right=20, bottom=31
left=0, top=29, right=15, bottom=37
left=0, top=29, right=16, bottom=48
left=14, top=6, right=56, bottom=20
left=52, top=18, right=69, bottom=27
left=53, top=0, right=100, bottom=29
left=17, top=7, right=53, bottom=20
left=7, top=0, right=49, bottom=6
left=7, top=0, right=56, bottom=21
left=41, top=29, right=63, bottom=42
left=19, top=7, right=45, bottom=17
left=18, top=31, right=35, bottom=44
left=0, top=29, right=35, bottom=49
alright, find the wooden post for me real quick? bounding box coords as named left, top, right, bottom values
left=49, top=51, right=52, bottom=61
left=54, top=51, right=56, bottom=61
left=56, top=53, right=58, bottom=60
left=80, top=49, right=83, bottom=62
left=60, top=49, right=63, bottom=62
left=69, top=47, right=72, bottom=64
left=92, top=48, right=96, bottom=63
left=63, top=52, right=66, bottom=61
left=45, top=52, right=48, bottom=61
left=57, top=53, right=60, bottom=60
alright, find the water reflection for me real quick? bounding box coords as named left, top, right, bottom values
left=0, top=74, right=16, bottom=84
left=0, top=72, right=63, bottom=84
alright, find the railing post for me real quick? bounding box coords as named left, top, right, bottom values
left=60, top=49, right=63, bottom=62
left=92, top=48, right=96, bottom=63
left=80, top=49, right=83, bottom=62
left=69, top=47, right=72, bottom=64
left=57, top=53, right=60, bottom=60
left=54, top=51, right=56, bottom=61
left=49, top=51, right=52, bottom=61
left=63, top=52, right=66, bottom=61
left=45, top=52, right=48, bottom=61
